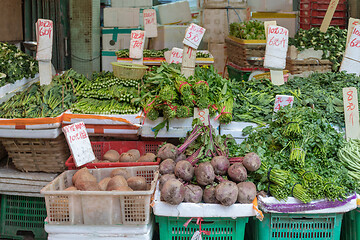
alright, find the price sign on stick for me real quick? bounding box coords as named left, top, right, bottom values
left=181, top=45, right=197, bottom=77
left=130, top=30, right=146, bottom=63
left=343, top=87, right=360, bottom=140
left=320, top=0, right=340, bottom=33
left=264, top=21, right=276, bottom=39
left=194, top=108, right=209, bottom=126
left=347, top=18, right=360, bottom=45
left=183, top=23, right=205, bottom=50
left=169, top=47, right=184, bottom=64
left=36, top=19, right=53, bottom=86
left=63, top=122, right=95, bottom=167
left=143, top=9, right=157, bottom=38
left=340, top=25, right=360, bottom=75
left=273, top=95, right=294, bottom=112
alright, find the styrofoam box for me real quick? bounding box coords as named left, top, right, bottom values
left=220, top=121, right=258, bottom=138
left=154, top=1, right=192, bottom=25
left=45, top=218, right=154, bottom=240
left=247, top=0, right=293, bottom=12
left=208, top=43, right=227, bottom=74
left=200, top=0, right=247, bottom=9
left=149, top=25, right=188, bottom=50
left=102, top=28, right=133, bottom=51
left=140, top=116, right=220, bottom=138
left=111, top=0, right=152, bottom=8
left=153, top=183, right=255, bottom=217
left=102, top=50, right=117, bottom=71
left=0, top=128, right=62, bottom=139
left=0, top=74, right=39, bottom=104
left=63, top=111, right=141, bottom=125
left=41, top=166, right=159, bottom=225
left=103, top=8, right=140, bottom=28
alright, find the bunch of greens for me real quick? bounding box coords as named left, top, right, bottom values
left=229, top=20, right=266, bottom=40
left=0, top=42, right=38, bottom=87
left=116, top=49, right=210, bottom=58
left=238, top=106, right=356, bottom=203
left=289, top=26, right=347, bottom=71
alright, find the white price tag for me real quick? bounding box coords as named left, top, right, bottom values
left=36, top=19, right=53, bottom=61
left=343, top=87, right=360, bottom=140
left=347, top=18, right=360, bottom=45
left=264, top=25, right=289, bottom=70
left=191, top=231, right=203, bottom=240
left=340, top=25, right=360, bottom=75
left=194, top=108, right=209, bottom=125
left=62, top=122, right=95, bottom=167
left=129, top=30, right=146, bottom=59
left=170, top=47, right=183, bottom=64
left=183, top=23, right=206, bottom=50
left=143, top=9, right=158, bottom=38
left=273, top=95, right=294, bottom=112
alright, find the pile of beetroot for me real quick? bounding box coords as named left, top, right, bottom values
left=157, top=124, right=262, bottom=206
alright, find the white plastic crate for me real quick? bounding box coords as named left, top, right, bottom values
left=41, top=166, right=159, bottom=225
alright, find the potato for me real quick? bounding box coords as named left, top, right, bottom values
left=72, top=167, right=90, bottom=184
left=110, top=168, right=130, bottom=179
left=75, top=181, right=100, bottom=191
left=76, top=172, right=97, bottom=184
left=103, top=149, right=120, bottom=162
left=119, top=153, right=137, bottom=162
left=112, top=186, right=133, bottom=191
left=98, top=177, right=111, bottom=191
left=106, top=175, right=128, bottom=191
left=138, top=153, right=156, bottom=162
left=126, top=149, right=140, bottom=161
left=64, top=186, right=77, bottom=191
left=127, top=176, right=147, bottom=190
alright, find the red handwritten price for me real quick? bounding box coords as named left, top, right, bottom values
left=273, top=95, right=294, bottom=112
left=183, top=24, right=206, bottom=50
left=38, top=20, right=53, bottom=38
left=194, top=108, right=209, bottom=125
left=143, top=9, right=157, bottom=38
left=343, top=87, right=360, bottom=140
left=268, top=37, right=287, bottom=47
left=130, top=30, right=145, bottom=59
left=170, top=47, right=183, bottom=64
left=346, top=90, right=355, bottom=125
left=269, top=27, right=288, bottom=36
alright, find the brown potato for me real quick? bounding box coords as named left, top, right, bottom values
left=127, top=176, right=147, bottom=190
left=110, top=168, right=130, bottom=179
left=112, top=186, right=133, bottom=191
left=98, top=177, right=111, bottom=191
left=138, top=153, right=156, bottom=162
left=103, top=149, right=120, bottom=162
left=76, top=172, right=97, bottom=184
left=75, top=181, right=100, bottom=191
left=106, top=175, right=128, bottom=191
left=126, top=149, right=140, bottom=161
left=64, top=186, right=77, bottom=191
left=72, top=167, right=91, bottom=184
left=119, top=152, right=137, bottom=162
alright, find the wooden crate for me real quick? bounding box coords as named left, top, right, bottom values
left=286, top=58, right=332, bottom=75
left=225, top=36, right=266, bottom=67
left=1, top=135, right=70, bottom=173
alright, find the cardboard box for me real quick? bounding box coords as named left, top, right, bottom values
left=209, top=43, right=227, bottom=75
left=111, top=0, right=152, bottom=8
left=103, top=8, right=140, bottom=28
left=201, top=8, right=246, bottom=43
left=0, top=0, right=23, bottom=41
left=154, top=1, right=192, bottom=25
left=149, top=25, right=187, bottom=50
left=199, top=0, right=246, bottom=9
left=101, top=50, right=117, bottom=72
left=102, top=28, right=140, bottom=51
left=252, top=12, right=299, bottom=38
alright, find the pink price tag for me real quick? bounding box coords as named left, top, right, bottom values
left=129, top=30, right=146, bottom=59
left=36, top=19, right=53, bottom=61
left=169, top=47, right=183, bottom=64
left=183, top=23, right=206, bottom=50
left=273, top=95, right=294, bottom=112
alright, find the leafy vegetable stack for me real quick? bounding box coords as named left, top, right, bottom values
left=229, top=20, right=266, bottom=40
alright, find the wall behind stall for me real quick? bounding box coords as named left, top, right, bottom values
left=0, top=0, right=23, bottom=42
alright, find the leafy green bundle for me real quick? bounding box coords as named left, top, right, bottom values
left=229, top=20, right=266, bottom=40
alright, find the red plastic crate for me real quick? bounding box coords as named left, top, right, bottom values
left=310, top=17, right=347, bottom=25
left=300, top=10, right=347, bottom=18
left=300, top=2, right=347, bottom=11
left=65, top=140, right=163, bottom=170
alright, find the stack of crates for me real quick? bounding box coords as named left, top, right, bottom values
left=299, top=0, right=348, bottom=30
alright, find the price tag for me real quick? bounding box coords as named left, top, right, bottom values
left=143, top=9, right=157, bottom=38
left=347, top=18, right=360, bottom=45
left=320, top=0, right=340, bottom=33
left=273, top=95, right=294, bottom=112
left=170, top=47, right=183, bottom=64
left=181, top=45, right=197, bottom=77
left=343, top=87, right=360, bottom=140
left=246, top=7, right=251, bottom=21
left=36, top=19, right=53, bottom=61
left=340, top=25, right=360, bottom=75
left=264, top=25, right=289, bottom=70
left=62, top=122, right=95, bottom=167
left=264, top=21, right=276, bottom=39
left=183, top=23, right=206, bottom=50
left=194, top=108, right=209, bottom=126
left=129, top=30, right=146, bottom=59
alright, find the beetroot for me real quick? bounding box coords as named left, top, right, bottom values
left=211, top=156, right=230, bottom=175
left=174, top=160, right=194, bottom=182
left=184, top=184, right=203, bottom=203
left=159, top=159, right=176, bottom=175
left=159, top=174, right=176, bottom=191
left=243, top=152, right=261, bottom=172
left=237, top=182, right=257, bottom=203
left=228, top=163, right=247, bottom=183
left=215, top=181, right=238, bottom=206
left=175, top=153, right=187, bottom=163
left=203, top=185, right=219, bottom=204
left=158, top=143, right=178, bottom=160
left=160, top=179, right=185, bottom=205
left=195, top=162, right=215, bottom=186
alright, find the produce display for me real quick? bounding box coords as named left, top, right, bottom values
left=339, top=139, right=360, bottom=183
left=116, top=49, right=211, bottom=58
left=229, top=20, right=266, bottom=40
left=0, top=42, right=38, bottom=87
left=289, top=26, right=347, bottom=71
left=158, top=121, right=259, bottom=206
left=99, top=148, right=156, bottom=163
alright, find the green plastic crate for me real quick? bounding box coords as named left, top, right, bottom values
left=340, top=208, right=360, bottom=240
left=251, top=213, right=343, bottom=240
left=155, top=216, right=248, bottom=240
left=227, top=64, right=252, bottom=81
left=0, top=195, right=47, bottom=240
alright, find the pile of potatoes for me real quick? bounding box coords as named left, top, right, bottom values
left=65, top=167, right=149, bottom=191
left=94, top=149, right=156, bottom=163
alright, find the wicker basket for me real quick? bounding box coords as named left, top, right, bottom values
left=286, top=58, right=333, bottom=75
left=225, top=36, right=266, bottom=67
left=1, top=135, right=70, bottom=173
left=111, top=62, right=148, bottom=80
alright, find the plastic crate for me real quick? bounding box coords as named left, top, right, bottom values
left=340, top=208, right=360, bottom=240
left=252, top=213, right=343, bottom=240
left=0, top=195, right=47, bottom=240
left=155, top=216, right=248, bottom=240
left=65, top=140, right=163, bottom=170
left=300, top=10, right=347, bottom=18
left=227, top=62, right=269, bottom=82
left=41, top=166, right=159, bottom=225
